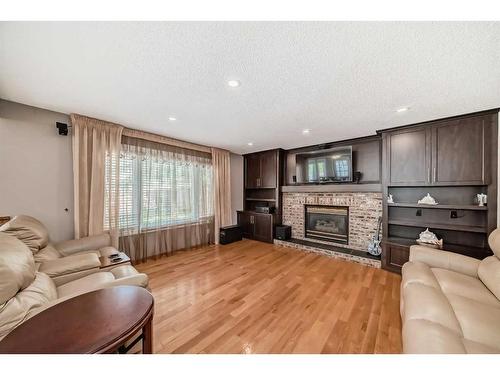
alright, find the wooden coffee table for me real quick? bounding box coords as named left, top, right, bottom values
left=99, top=252, right=131, bottom=269
left=0, top=286, right=154, bottom=354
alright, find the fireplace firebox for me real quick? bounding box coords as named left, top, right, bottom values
left=304, top=205, right=349, bottom=244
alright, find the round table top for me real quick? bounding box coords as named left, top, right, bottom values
left=0, top=286, right=154, bottom=354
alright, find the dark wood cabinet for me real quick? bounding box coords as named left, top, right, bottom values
left=244, top=150, right=278, bottom=188
left=385, top=127, right=431, bottom=186
left=432, top=116, right=489, bottom=185
left=237, top=211, right=275, bottom=243
left=245, top=153, right=261, bottom=188
left=381, top=242, right=410, bottom=274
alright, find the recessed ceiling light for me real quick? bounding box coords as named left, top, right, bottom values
left=247, top=142, right=253, bottom=146
left=227, top=80, right=241, bottom=88
left=396, top=107, right=410, bottom=113
left=302, top=129, right=311, bottom=135
left=168, top=116, right=177, bottom=121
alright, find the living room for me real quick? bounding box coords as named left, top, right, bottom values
left=1, top=1, right=500, bottom=373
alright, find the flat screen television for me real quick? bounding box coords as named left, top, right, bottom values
left=295, top=146, right=353, bottom=183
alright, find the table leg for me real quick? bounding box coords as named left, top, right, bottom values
left=142, top=316, right=153, bottom=354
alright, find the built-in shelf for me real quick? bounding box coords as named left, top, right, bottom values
left=388, top=203, right=487, bottom=211
left=384, top=236, right=492, bottom=259
left=388, top=219, right=487, bottom=233
left=245, top=198, right=276, bottom=202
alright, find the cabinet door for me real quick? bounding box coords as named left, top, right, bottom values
left=237, top=212, right=254, bottom=239
left=432, top=117, right=488, bottom=185
left=381, top=243, right=409, bottom=274
left=387, top=127, right=431, bottom=186
left=253, top=214, right=273, bottom=243
left=260, top=150, right=277, bottom=188
left=245, top=154, right=261, bottom=188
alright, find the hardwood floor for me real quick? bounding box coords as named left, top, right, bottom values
left=136, top=239, right=402, bottom=354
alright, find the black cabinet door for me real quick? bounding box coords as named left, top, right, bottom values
left=253, top=214, right=273, bottom=243
left=237, top=211, right=254, bottom=239
left=260, top=150, right=277, bottom=188
left=387, top=127, right=431, bottom=186
left=432, top=116, right=488, bottom=185
left=245, top=154, right=261, bottom=188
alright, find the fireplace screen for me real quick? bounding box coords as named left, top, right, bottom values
left=304, top=205, right=348, bottom=244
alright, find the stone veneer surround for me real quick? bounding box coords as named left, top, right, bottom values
left=282, top=192, right=383, bottom=251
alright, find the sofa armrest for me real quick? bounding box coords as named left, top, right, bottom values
left=409, top=245, right=480, bottom=278
left=54, top=233, right=112, bottom=256
left=104, top=274, right=149, bottom=289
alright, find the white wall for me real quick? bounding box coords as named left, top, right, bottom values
left=0, top=100, right=74, bottom=242
left=230, top=153, right=244, bottom=224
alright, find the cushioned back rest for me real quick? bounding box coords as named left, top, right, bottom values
left=34, top=244, right=62, bottom=263
left=0, top=272, right=57, bottom=341
left=488, top=228, right=500, bottom=258
left=478, top=256, right=500, bottom=300
left=0, top=233, right=36, bottom=304
left=0, top=215, right=49, bottom=254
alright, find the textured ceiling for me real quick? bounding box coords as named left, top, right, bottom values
left=1, top=22, right=499, bottom=154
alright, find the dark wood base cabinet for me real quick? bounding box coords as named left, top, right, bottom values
left=237, top=211, right=275, bottom=243
left=381, top=242, right=410, bottom=274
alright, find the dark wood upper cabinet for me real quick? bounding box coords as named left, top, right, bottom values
left=244, top=150, right=278, bottom=188
left=260, top=150, right=277, bottom=188
left=245, top=154, right=261, bottom=188
left=432, top=116, right=489, bottom=185
left=386, top=127, right=431, bottom=186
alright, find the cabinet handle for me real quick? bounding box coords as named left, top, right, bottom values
left=257, top=178, right=260, bottom=187
left=250, top=215, right=254, bottom=224
left=428, top=167, right=430, bottom=182
left=433, top=167, right=436, bottom=182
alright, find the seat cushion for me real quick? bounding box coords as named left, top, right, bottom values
left=56, top=272, right=115, bottom=298
left=38, top=253, right=101, bottom=277
left=33, top=244, right=61, bottom=263
left=0, top=272, right=57, bottom=341
left=0, top=215, right=49, bottom=254
left=0, top=233, right=36, bottom=304
left=432, top=267, right=500, bottom=307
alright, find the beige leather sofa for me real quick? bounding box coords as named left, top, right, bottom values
left=401, top=229, right=500, bottom=353
left=0, top=232, right=148, bottom=341
left=0, top=215, right=122, bottom=285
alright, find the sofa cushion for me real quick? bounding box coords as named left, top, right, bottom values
left=402, top=319, right=466, bottom=354
left=0, top=215, right=49, bottom=254
left=432, top=267, right=500, bottom=307
left=33, top=244, right=61, bottom=263
left=402, top=281, right=462, bottom=334
left=0, top=233, right=36, bottom=304
left=402, top=261, right=441, bottom=290
left=478, top=256, right=500, bottom=300
left=0, top=272, right=57, bottom=341
left=488, top=228, right=500, bottom=258
left=447, top=294, right=500, bottom=351
left=38, top=253, right=101, bottom=277
left=56, top=272, right=115, bottom=298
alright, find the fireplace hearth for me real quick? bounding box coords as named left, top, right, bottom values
left=304, top=205, right=349, bottom=244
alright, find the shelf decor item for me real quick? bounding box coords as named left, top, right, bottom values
left=416, top=228, right=443, bottom=249
left=387, top=194, right=394, bottom=204
left=476, top=193, right=487, bottom=207
left=417, top=193, right=438, bottom=205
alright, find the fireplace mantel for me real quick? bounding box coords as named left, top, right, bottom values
left=281, top=183, right=381, bottom=193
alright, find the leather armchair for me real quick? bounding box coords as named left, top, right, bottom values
left=0, top=233, right=149, bottom=342
left=401, top=229, right=500, bottom=354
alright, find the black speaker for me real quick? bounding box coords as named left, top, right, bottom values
left=219, top=225, right=242, bottom=245
left=275, top=225, right=291, bottom=240
left=56, top=122, right=69, bottom=136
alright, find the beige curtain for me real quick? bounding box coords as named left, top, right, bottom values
left=71, top=114, right=123, bottom=245
left=212, top=148, right=232, bottom=244
left=118, top=136, right=214, bottom=262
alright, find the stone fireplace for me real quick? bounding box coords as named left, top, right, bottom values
left=282, top=192, right=382, bottom=252
left=304, top=205, right=349, bottom=244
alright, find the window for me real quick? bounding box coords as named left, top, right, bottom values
left=105, top=142, right=213, bottom=233
left=334, top=159, right=349, bottom=178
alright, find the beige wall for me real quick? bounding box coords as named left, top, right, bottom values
left=0, top=100, right=74, bottom=242
left=230, top=153, right=244, bottom=224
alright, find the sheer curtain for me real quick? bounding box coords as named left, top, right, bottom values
left=116, top=136, right=214, bottom=262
